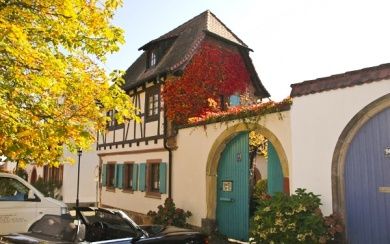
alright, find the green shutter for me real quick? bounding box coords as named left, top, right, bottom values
left=116, top=164, right=123, bottom=189
left=139, top=163, right=146, bottom=192
left=159, top=163, right=167, bottom=194
left=102, top=164, right=107, bottom=187
left=132, top=164, right=138, bottom=191
left=112, top=164, right=117, bottom=188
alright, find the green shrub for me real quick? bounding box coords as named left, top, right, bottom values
left=250, top=188, right=328, bottom=243
left=147, top=198, right=192, bottom=227
left=251, top=179, right=268, bottom=216
left=252, top=179, right=268, bottom=200
left=324, top=213, right=344, bottom=243
left=15, top=168, right=28, bottom=181
left=32, top=177, right=62, bottom=200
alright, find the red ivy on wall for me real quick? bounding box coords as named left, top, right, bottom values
left=162, top=41, right=250, bottom=124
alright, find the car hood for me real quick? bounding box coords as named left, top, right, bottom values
left=45, top=197, right=68, bottom=208
left=140, top=225, right=199, bottom=237
left=0, top=233, right=70, bottom=244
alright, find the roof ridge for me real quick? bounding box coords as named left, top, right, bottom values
left=290, top=63, right=390, bottom=97
left=139, top=10, right=209, bottom=50
left=291, top=63, right=390, bottom=87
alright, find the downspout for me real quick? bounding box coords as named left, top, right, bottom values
left=163, top=114, right=173, bottom=199
left=98, top=155, right=103, bottom=207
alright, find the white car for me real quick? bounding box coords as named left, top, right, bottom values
left=0, top=172, right=68, bottom=235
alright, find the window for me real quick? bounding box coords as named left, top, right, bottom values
left=148, top=163, right=160, bottom=193
left=43, top=165, right=63, bottom=184
left=146, top=48, right=158, bottom=69
left=229, top=94, right=241, bottom=106
left=138, top=160, right=167, bottom=197
left=106, top=110, right=124, bottom=130
left=145, top=86, right=160, bottom=121
left=106, top=163, right=116, bottom=189
left=149, top=50, right=157, bottom=67
left=123, top=163, right=134, bottom=191
left=0, top=177, right=31, bottom=201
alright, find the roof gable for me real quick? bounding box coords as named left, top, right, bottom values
left=123, top=10, right=269, bottom=98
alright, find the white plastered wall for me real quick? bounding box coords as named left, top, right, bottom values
left=100, top=149, right=169, bottom=215
left=173, top=111, right=292, bottom=227
left=62, top=146, right=99, bottom=205
left=290, top=79, right=390, bottom=215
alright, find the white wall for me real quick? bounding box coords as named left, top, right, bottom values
left=290, top=80, right=390, bottom=215
left=255, top=155, right=267, bottom=179
left=62, top=147, right=99, bottom=205
left=173, top=111, right=292, bottom=227
left=100, top=150, right=169, bottom=214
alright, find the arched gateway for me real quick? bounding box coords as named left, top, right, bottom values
left=332, top=94, right=390, bottom=243
left=205, top=123, right=289, bottom=241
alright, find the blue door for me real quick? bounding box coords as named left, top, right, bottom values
left=217, top=132, right=249, bottom=241
left=345, top=107, right=390, bottom=243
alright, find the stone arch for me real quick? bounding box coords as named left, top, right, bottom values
left=205, top=122, right=289, bottom=219
left=332, top=93, right=390, bottom=221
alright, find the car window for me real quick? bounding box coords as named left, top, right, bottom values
left=0, top=177, right=30, bottom=201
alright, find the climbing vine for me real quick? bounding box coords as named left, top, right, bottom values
left=187, top=98, right=292, bottom=126
left=162, top=41, right=250, bottom=124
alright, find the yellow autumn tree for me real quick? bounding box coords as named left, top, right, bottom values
left=249, top=131, right=268, bottom=158
left=0, top=0, right=138, bottom=167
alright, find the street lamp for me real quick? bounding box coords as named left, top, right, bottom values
left=76, top=149, right=82, bottom=208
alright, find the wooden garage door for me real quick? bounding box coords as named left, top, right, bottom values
left=345, top=107, right=390, bottom=243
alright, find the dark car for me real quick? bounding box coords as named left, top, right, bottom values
left=0, top=207, right=208, bottom=244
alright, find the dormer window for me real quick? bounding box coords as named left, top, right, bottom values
left=147, top=49, right=158, bottom=68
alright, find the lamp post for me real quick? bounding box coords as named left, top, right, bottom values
left=76, top=149, right=82, bottom=208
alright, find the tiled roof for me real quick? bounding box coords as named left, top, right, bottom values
left=139, top=10, right=247, bottom=51
left=290, top=63, right=390, bottom=97
left=122, top=10, right=269, bottom=98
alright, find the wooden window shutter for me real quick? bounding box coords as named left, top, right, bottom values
left=101, top=164, right=107, bottom=187
left=112, top=164, right=117, bottom=188
left=139, top=163, right=146, bottom=192
left=116, top=164, right=123, bottom=189
left=133, top=164, right=138, bottom=191
left=159, top=162, right=167, bottom=194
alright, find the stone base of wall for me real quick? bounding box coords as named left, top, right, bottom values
left=201, top=218, right=216, bottom=235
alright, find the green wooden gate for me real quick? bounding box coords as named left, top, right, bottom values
left=267, top=142, right=284, bottom=196
left=217, top=132, right=249, bottom=241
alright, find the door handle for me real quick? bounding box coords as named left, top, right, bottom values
left=378, top=187, right=390, bottom=193
left=38, top=211, right=43, bottom=215
left=219, top=197, right=234, bottom=202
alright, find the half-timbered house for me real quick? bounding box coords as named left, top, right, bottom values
left=97, top=10, right=270, bottom=224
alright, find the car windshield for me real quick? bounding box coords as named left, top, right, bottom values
left=70, top=208, right=141, bottom=241
left=83, top=209, right=134, bottom=229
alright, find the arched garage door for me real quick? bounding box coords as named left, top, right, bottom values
left=345, top=107, right=390, bottom=243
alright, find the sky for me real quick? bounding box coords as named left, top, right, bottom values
left=105, top=0, right=390, bottom=101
